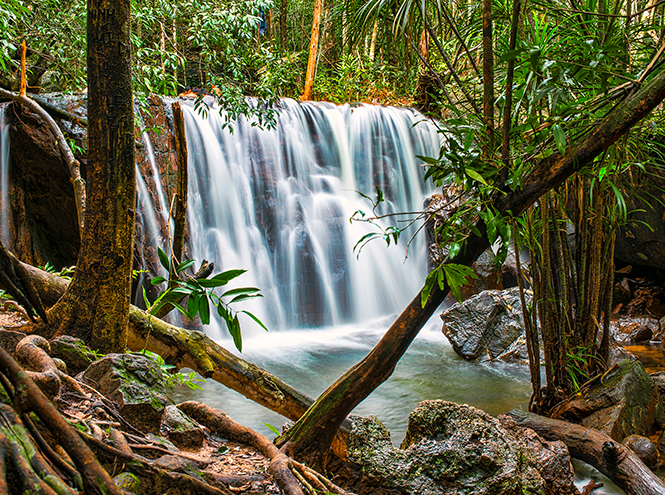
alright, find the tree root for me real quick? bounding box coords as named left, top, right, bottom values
left=81, top=433, right=234, bottom=495
left=0, top=346, right=123, bottom=494
left=178, top=401, right=353, bottom=495
left=0, top=404, right=77, bottom=495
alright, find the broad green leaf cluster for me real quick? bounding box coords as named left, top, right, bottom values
left=144, top=248, right=267, bottom=352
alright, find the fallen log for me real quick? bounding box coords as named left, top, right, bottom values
left=507, top=410, right=665, bottom=495
left=18, top=262, right=346, bottom=433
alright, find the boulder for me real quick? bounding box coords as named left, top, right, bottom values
left=622, top=435, right=658, bottom=468
left=346, top=400, right=578, bottom=495
left=650, top=370, right=665, bottom=400
left=49, top=335, right=99, bottom=374
left=615, top=168, right=665, bottom=270
left=552, top=360, right=662, bottom=441
left=610, top=316, right=659, bottom=343
left=161, top=404, right=207, bottom=449
left=81, top=353, right=170, bottom=433
left=441, top=288, right=532, bottom=363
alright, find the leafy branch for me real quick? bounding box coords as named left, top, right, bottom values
left=144, top=247, right=267, bottom=352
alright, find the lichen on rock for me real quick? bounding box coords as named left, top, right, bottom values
left=346, top=400, right=578, bottom=495
left=81, top=352, right=170, bottom=433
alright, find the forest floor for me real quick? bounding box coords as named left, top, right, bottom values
left=0, top=306, right=285, bottom=494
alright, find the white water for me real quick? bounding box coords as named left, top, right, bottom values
left=0, top=105, right=10, bottom=246
left=179, top=98, right=441, bottom=339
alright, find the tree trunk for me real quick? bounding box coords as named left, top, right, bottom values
left=482, top=0, right=494, bottom=156
left=302, top=0, right=322, bottom=100
left=280, top=0, right=288, bottom=52
left=508, top=410, right=665, bottom=495
left=276, top=68, right=665, bottom=467
left=47, top=0, right=136, bottom=354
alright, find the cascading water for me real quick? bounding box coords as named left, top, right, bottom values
left=181, top=99, right=441, bottom=338
left=0, top=104, right=10, bottom=246
left=172, top=99, right=532, bottom=444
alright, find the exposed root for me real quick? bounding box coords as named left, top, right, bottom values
left=0, top=404, right=78, bottom=495
left=0, top=346, right=123, bottom=494
left=0, top=241, right=48, bottom=323
left=82, top=433, right=234, bottom=495
left=178, top=401, right=353, bottom=495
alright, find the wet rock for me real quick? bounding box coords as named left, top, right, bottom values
left=610, top=316, right=659, bottom=343
left=114, top=472, right=141, bottom=493
left=81, top=353, right=170, bottom=433
left=347, top=401, right=578, bottom=495
left=6, top=101, right=81, bottom=267
left=650, top=371, right=665, bottom=401
left=161, top=404, right=207, bottom=449
left=615, top=168, right=665, bottom=270
left=552, top=360, right=663, bottom=441
left=622, top=435, right=658, bottom=468
left=441, top=287, right=532, bottom=363
left=49, top=335, right=98, bottom=375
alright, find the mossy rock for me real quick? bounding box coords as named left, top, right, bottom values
left=50, top=335, right=98, bottom=374
left=347, top=401, right=577, bottom=495
left=554, top=360, right=663, bottom=441
left=81, top=353, right=170, bottom=433
left=161, top=405, right=206, bottom=449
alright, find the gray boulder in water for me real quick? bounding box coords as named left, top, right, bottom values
left=441, top=287, right=532, bottom=363
left=347, top=400, right=578, bottom=495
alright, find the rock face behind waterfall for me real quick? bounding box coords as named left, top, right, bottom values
left=346, top=400, right=578, bottom=495
left=441, top=288, right=531, bottom=363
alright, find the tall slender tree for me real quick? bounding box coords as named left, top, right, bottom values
left=47, top=0, right=136, bottom=354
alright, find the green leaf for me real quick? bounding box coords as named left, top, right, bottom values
left=151, top=276, right=167, bottom=285
left=353, top=233, right=377, bottom=254
left=187, top=294, right=199, bottom=316
left=228, top=315, right=242, bottom=352
left=210, top=269, right=247, bottom=286
left=142, top=286, right=151, bottom=310
left=158, top=247, right=170, bottom=272
left=263, top=423, right=280, bottom=435
left=466, top=168, right=488, bottom=185
left=375, top=186, right=384, bottom=204
left=198, top=295, right=210, bottom=325
left=241, top=310, right=268, bottom=331
left=176, top=259, right=196, bottom=273
left=230, top=293, right=263, bottom=303
left=222, top=287, right=261, bottom=298
left=416, top=155, right=440, bottom=165
left=552, top=124, right=567, bottom=155
left=421, top=269, right=438, bottom=308
left=448, top=242, right=461, bottom=259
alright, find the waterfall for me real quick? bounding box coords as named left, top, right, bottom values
left=0, top=104, right=9, bottom=247
left=179, top=99, right=441, bottom=339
